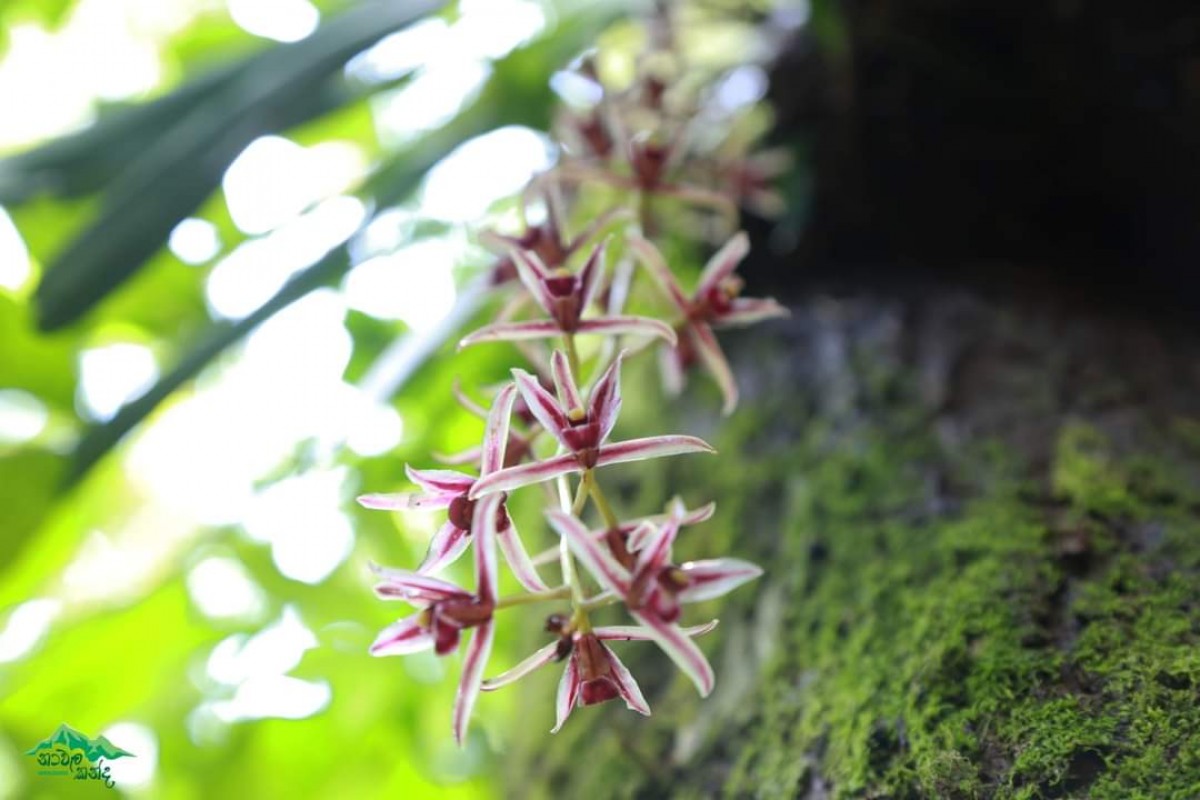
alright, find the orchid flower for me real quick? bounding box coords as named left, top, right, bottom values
left=628, top=230, right=788, bottom=415
left=358, top=384, right=548, bottom=592
left=555, top=124, right=740, bottom=230
left=529, top=496, right=716, bottom=568
left=434, top=380, right=537, bottom=468
left=369, top=493, right=502, bottom=743
left=480, top=619, right=719, bottom=731
left=547, top=508, right=762, bottom=696
left=480, top=181, right=628, bottom=284
left=460, top=239, right=676, bottom=348
left=469, top=350, right=714, bottom=498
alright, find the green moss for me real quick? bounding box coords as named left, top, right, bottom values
left=508, top=359, right=1200, bottom=799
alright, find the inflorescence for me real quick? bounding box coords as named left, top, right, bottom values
left=359, top=6, right=787, bottom=744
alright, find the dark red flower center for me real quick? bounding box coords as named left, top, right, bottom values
left=580, top=677, right=621, bottom=706
left=448, top=494, right=475, bottom=531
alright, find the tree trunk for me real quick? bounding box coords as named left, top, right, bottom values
left=500, top=3, right=1200, bottom=795
left=499, top=283, right=1200, bottom=798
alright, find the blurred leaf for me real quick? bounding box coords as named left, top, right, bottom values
left=0, top=448, right=65, bottom=568
left=33, top=0, right=445, bottom=331
left=0, top=294, right=76, bottom=409
left=63, top=6, right=620, bottom=484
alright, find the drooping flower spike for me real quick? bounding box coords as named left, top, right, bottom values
left=481, top=620, right=719, bottom=732
left=547, top=508, right=762, bottom=697
left=469, top=350, right=715, bottom=498
left=360, top=2, right=781, bottom=747
left=368, top=492, right=502, bottom=743
left=628, top=230, right=788, bottom=415
left=460, top=239, right=676, bottom=349
left=358, top=384, right=548, bottom=591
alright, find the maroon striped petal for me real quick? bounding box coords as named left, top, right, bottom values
left=627, top=233, right=691, bottom=313
left=468, top=453, right=580, bottom=499
left=416, top=521, right=471, bottom=575
left=606, top=645, right=651, bottom=716
left=546, top=509, right=632, bottom=596
left=677, top=558, right=764, bottom=603
left=510, top=247, right=555, bottom=315
left=713, top=296, right=790, bottom=328
left=356, top=491, right=453, bottom=512
left=594, top=435, right=715, bottom=468
left=667, top=497, right=717, bottom=527
left=369, top=563, right=470, bottom=603
left=512, top=367, right=570, bottom=442
left=696, top=230, right=750, bottom=299
left=588, top=350, right=624, bottom=444
left=481, top=383, right=518, bottom=475
left=458, top=319, right=565, bottom=348
left=657, top=342, right=686, bottom=395
left=550, top=350, right=584, bottom=413
left=577, top=238, right=607, bottom=312
left=605, top=253, right=635, bottom=316
left=497, top=512, right=550, bottom=592
left=624, top=521, right=658, bottom=555
left=634, top=515, right=679, bottom=575
left=481, top=641, right=559, bottom=691
left=369, top=614, right=435, bottom=656
left=594, top=619, right=719, bottom=641
left=405, top=465, right=476, bottom=495
left=432, top=446, right=483, bottom=466
left=630, top=610, right=716, bottom=697
left=472, top=493, right=501, bottom=604
left=689, top=322, right=739, bottom=416
left=453, top=620, right=494, bottom=745
left=575, top=315, right=677, bottom=345
left=552, top=655, right=582, bottom=733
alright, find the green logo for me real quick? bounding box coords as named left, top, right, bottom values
left=25, top=723, right=134, bottom=790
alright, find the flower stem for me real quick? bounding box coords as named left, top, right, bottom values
left=587, top=472, right=621, bottom=530
left=562, top=332, right=582, bottom=382
left=496, top=586, right=571, bottom=610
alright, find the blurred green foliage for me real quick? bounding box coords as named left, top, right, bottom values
left=0, top=1, right=621, bottom=796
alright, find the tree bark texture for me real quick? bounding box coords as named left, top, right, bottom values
left=502, top=287, right=1200, bottom=799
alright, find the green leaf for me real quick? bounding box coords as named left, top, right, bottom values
left=0, top=448, right=65, bottom=570
left=33, top=0, right=445, bottom=331
left=61, top=2, right=622, bottom=482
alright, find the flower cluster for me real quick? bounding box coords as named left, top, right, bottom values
left=360, top=8, right=786, bottom=744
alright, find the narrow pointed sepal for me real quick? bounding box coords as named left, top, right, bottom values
left=369, top=615, right=435, bottom=656
left=459, top=319, right=565, bottom=348
left=594, top=435, right=715, bottom=468
left=545, top=509, right=632, bottom=595
left=416, top=521, right=471, bottom=575
left=481, top=642, right=559, bottom=691
left=552, top=655, right=582, bottom=733
left=575, top=315, right=677, bottom=345
left=631, top=610, right=716, bottom=697
left=677, top=558, right=764, bottom=603
left=468, top=453, right=580, bottom=498
left=688, top=322, right=739, bottom=416
left=497, top=515, right=551, bottom=592
left=606, top=647, right=651, bottom=716
left=357, top=492, right=453, bottom=511
left=452, top=621, right=494, bottom=746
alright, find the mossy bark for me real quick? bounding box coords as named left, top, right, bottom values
left=501, top=288, right=1200, bottom=799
